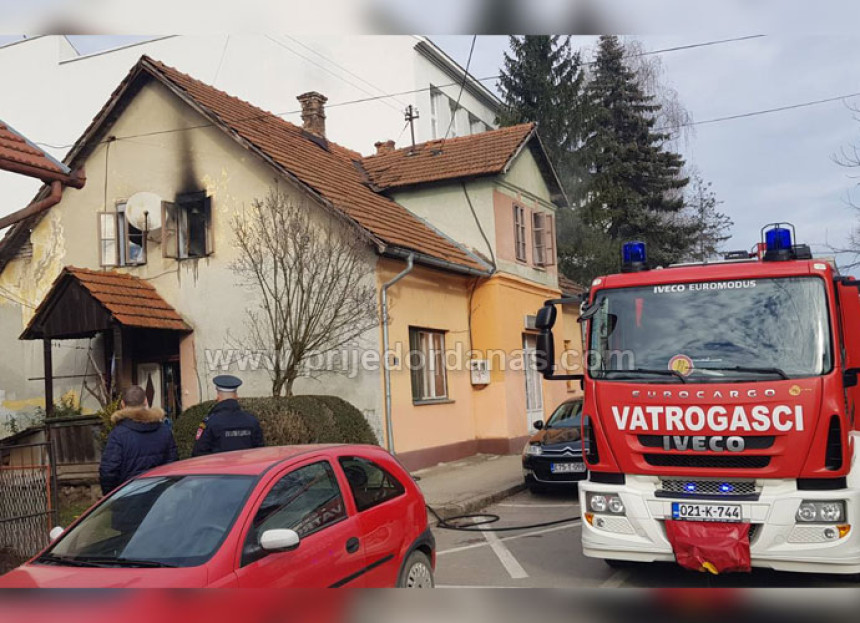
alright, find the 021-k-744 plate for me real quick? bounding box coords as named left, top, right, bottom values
left=671, top=502, right=742, bottom=522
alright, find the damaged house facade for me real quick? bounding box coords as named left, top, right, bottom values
left=0, top=56, right=582, bottom=469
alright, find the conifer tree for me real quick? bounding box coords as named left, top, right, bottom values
left=497, top=35, right=587, bottom=196
left=578, top=35, right=693, bottom=270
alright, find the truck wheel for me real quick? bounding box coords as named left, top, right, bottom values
left=604, top=558, right=634, bottom=570
left=398, top=550, right=434, bottom=588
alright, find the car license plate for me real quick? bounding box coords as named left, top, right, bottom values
left=551, top=462, right=586, bottom=474
left=671, top=502, right=742, bottom=522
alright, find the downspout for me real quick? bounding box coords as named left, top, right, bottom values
left=0, top=180, right=64, bottom=230
left=381, top=253, right=414, bottom=453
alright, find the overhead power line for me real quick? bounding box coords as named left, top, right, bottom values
left=443, top=35, right=478, bottom=140
left=658, top=91, right=860, bottom=131
left=31, top=34, right=767, bottom=151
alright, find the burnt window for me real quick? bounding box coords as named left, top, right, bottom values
left=163, top=192, right=213, bottom=259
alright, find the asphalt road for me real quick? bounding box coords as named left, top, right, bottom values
left=431, top=488, right=859, bottom=588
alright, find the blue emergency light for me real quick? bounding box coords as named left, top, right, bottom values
left=684, top=482, right=697, bottom=493
left=761, top=223, right=812, bottom=261
left=719, top=483, right=734, bottom=494
left=621, top=241, right=647, bottom=272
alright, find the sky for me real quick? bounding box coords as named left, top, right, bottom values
left=434, top=34, right=860, bottom=269
left=3, top=32, right=860, bottom=270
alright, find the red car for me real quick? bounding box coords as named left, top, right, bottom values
left=0, top=445, right=435, bottom=588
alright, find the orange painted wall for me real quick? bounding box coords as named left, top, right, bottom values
left=377, top=258, right=478, bottom=454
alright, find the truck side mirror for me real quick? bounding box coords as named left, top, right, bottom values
left=536, top=330, right=555, bottom=375
left=535, top=304, right=557, bottom=330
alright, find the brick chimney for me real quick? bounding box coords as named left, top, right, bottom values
left=297, top=91, right=328, bottom=137
left=374, top=140, right=396, bottom=155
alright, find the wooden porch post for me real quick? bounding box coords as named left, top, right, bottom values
left=113, top=324, right=123, bottom=396
left=43, top=338, right=54, bottom=418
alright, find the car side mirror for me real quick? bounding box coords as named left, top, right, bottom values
left=49, top=526, right=64, bottom=541
left=533, top=420, right=544, bottom=430
left=260, top=529, right=300, bottom=552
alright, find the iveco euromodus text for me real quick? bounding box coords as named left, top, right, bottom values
left=531, top=224, right=860, bottom=575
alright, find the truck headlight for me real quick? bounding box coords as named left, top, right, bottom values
left=796, top=500, right=846, bottom=523
left=608, top=497, right=625, bottom=514
left=589, top=494, right=607, bottom=512
left=587, top=493, right=625, bottom=515
left=523, top=443, right=542, bottom=456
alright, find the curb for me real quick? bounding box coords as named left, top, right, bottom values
left=426, top=482, right=526, bottom=522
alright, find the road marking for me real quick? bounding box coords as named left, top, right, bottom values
left=437, top=521, right=580, bottom=556
left=600, top=569, right=630, bottom=588
left=479, top=523, right=529, bottom=579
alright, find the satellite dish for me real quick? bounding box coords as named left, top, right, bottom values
left=126, top=192, right=163, bottom=232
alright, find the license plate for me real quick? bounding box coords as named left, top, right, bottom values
left=551, top=462, right=586, bottom=474
left=671, top=502, right=742, bottom=522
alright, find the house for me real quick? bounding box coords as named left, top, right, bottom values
left=0, top=56, right=582, bottom=469
left=0, top=35, right=500, bottom=222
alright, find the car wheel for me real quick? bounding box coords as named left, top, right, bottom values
left=527, top=482, right=546, bottom=494
left=398, top=550, right=434, bottom=588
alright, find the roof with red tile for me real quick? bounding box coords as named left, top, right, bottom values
left=0, top=119, right=82, bottom=186
left=558, top=274, right=586, bottom=297
left=361, top=124, right=536, bottom=190
left=140, top=57, right=487, bottom=273
left=23, top=267, right=189, bottom=339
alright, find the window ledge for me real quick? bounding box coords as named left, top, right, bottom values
left=412, top=399, right=455, bottom=407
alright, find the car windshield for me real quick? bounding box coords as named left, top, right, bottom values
left=48, top=475, right=255, bottom=567
left=588, top=276, right=832, bottom=382
left=547, top=401, right=583, bottom=428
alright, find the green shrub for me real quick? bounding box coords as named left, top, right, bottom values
left=173, top=396, right=378, bottom=459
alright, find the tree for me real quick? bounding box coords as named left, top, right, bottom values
left=497, top=35, right=588, bottom=197
left=231, top=188, right=379, bottom=397
left=685, top=171, right=733, bottom=261
left=577, top=35, right=693, bottom=272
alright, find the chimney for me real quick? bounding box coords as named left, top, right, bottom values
left=297, top=91, right=328, bottom=137
left=374, top=140, right=396, bottom=155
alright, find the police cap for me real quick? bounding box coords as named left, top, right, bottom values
left=213, top=375, right=243, bottom=392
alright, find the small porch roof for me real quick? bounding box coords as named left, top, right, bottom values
left=21, top=266, right=190, bottom=340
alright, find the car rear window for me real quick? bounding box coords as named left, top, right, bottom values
left=338, top=457, right=405, bottom=512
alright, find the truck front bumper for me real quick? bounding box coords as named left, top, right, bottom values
left=579, top=474, right=860, bottom=575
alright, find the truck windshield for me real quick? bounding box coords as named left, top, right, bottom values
left=588, top=276, right=832, bottom=381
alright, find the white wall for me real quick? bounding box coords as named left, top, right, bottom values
left=0, top=35, right=500, bottom=221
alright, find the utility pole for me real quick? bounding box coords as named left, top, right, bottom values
left=404, top=105, right=419, bottom=148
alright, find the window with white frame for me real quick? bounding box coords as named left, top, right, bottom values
left=99, top=203, right=146, bottom=267
left=409, top=328, right=448, bottom=402
left=430, top=87, right=445, bottom=139
left=514, top=205, right=527, bottom=262
left=162, top=192, right=213, bottom=259
left=469, top=114, right=487, bottom=135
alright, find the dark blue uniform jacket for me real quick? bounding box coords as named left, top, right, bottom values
left=99, top=406, right=178, bottom=495
left=191, top=399, right=264, bottom=456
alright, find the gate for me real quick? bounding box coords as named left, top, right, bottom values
left=0, top=442, right=57, bottom=574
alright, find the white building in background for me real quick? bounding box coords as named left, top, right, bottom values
left=0, top=35, right=500, bottom=220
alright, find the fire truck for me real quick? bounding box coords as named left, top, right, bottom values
left=533, top=224, right=860, bottom=575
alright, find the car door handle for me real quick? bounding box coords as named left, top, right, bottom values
left=346, top=537, right=360, bottom=554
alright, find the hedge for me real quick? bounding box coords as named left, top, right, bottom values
left=173, top=395, right=378, bottom=459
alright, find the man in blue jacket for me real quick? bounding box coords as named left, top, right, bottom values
left=99, top=385, right=178, bottom=495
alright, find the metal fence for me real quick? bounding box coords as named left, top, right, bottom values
left=0, top=442, right=56, bottom=574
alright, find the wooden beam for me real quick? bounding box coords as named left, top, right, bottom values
left=43, top=339, right=54, bottom=418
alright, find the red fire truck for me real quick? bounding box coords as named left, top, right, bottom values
left=533, top=224, right=860, bottom=575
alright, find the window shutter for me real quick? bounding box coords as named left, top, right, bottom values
left=532, top=212, right=546, bottom=266
left=409, top=329, right=423, bottom=401
left=203, top=196, right=214, bottom=256
left=162, top=201, right=178, bottom=258
left=99, top=213, right=117, bottom=267
left=545, top=214, right=555, bottom=266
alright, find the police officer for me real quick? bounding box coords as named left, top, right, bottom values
left=192, top=375, right=265, bottom=456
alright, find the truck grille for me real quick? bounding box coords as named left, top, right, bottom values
left=644, top=454, right=771, bottom=469
left=638, top=435, right=775, bottom=449
left=659, top=478, right=757, bottom=497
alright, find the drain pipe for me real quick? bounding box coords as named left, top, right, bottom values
left=381, top=253, right=414, bottom=453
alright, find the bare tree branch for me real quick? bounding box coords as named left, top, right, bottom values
left=230, top=188, right=379, bottom=396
